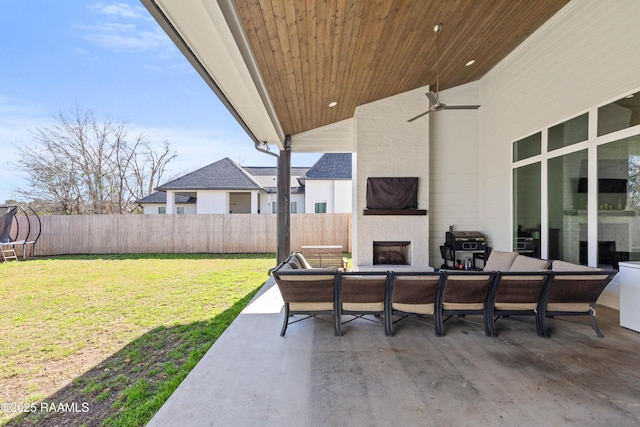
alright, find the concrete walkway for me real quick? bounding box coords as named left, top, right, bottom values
left=148, top=278, right=640, bottom=426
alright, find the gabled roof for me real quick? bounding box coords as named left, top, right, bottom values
left=146, top=155, right=348, bottom=199
left=136, top=192, right=196, bottom=205
left=156, top=157, right=263, bottom=191
left=303, top=153, right=352, bottom=180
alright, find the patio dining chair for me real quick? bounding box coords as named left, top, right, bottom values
left=338, top=271, right=389, bottom=336
left=437, top=271, right=497, bottom=336
left=385, top=271, right=443, bottom=336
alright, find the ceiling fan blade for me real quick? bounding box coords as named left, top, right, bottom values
left=407, top=110, right=431, bottom=122
left=443, top=105, right=481, bottom=110
left=425, top=91, right=439, bottom=106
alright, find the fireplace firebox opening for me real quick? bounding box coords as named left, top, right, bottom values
left=373, top=241, right=411, bottom=265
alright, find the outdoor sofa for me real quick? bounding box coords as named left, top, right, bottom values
left=271, top=251, right=617, bottom=338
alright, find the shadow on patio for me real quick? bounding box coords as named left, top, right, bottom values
left=148, top=277, right=640, bottom=426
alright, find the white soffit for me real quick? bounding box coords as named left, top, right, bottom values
left=291, top=118, right=354, bottom=153
left=142, top=0, right=284, bottom=149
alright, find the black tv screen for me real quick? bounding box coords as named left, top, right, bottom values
left=577, top=178, right=627, bottom=193
left=366, top=177, right=418, bottom=210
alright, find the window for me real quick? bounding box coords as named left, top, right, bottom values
left=598, top=90, right=640, bottom=136
left=315, top=202, right=327, bottom=213
left=548, top=150, right=588, bottom=264
left=176, top=207, right=185, bottom=215
left=271, top=202, right=277, bottom=214
left=548, top=113, right=588, bottom=151
left=290, top=201, right=297, bottom=213
left=597, top=135, right=640, bottom=268
left=513, top=132, right=541, bottom=162
left=158, top=207, right=166, bottom=214
left=513, top=88, right=640, bottom=269
left=513, top=163, right=541, bottom=257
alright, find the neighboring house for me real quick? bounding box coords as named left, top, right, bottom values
left=136, top=193, right=197, bottom=215
left=242, top=165, right=309, bottom=214
left=137, top=154, right=352, bottom=214
left=299, top=153, right=352, bottom=214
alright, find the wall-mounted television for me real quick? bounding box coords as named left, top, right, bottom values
left=577, top=178, right=627, bottom=193
left=366, top=177, right=418, bottom=210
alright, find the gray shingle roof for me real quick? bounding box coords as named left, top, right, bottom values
left=157, top=157, right=264, bottom=190
left=136, top=192, right=196, bottom=204
left=304, top=153, right=352, bottom=179
left=243, top=166, right=310, bottom=177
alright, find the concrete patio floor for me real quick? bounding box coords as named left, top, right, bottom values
left=148, top=277, right=640, bottom=427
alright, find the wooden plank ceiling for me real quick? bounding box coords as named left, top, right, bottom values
left=233, top=0, right=569, bottom=136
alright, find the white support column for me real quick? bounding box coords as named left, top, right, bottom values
left=251, top=192, right=259, bottom=214
left=166, top=190, right=175, bottom=215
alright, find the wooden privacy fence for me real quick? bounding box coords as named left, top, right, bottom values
left=28, top=213, right=351, bottom=256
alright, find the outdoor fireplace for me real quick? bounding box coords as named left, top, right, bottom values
left=373, top=241, right=411, bottom=265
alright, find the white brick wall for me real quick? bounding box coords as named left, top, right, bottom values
left=353, top=87, right=430, bottom=269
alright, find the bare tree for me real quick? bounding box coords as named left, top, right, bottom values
left=15, top=106, right=177, bottom=214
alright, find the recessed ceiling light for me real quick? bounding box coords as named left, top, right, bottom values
left=328, top=101, right=338, bottom=107
left=465, top=59, right=476, bottom=67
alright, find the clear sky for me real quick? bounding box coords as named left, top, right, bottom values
left=0, top=1, right=320, bottom=203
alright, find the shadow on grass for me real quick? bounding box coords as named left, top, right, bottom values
left=3, top=283, right=265, bottom=427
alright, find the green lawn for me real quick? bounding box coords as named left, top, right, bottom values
left=0, top=254, right=275, bottom=426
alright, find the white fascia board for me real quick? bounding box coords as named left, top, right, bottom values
left=291, top=118, right=354, bottom=153
left=141, top=0, right=284, bottom=149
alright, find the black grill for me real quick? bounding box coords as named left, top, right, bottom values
left=445, top=231, right=487, bottom=251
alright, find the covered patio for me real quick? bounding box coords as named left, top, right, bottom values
left=139, top=1, right=640, bottom=424
left=148, top=277, right=640, bottom=426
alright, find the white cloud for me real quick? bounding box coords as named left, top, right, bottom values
left=74, top=2, right=174, bottom=54
left=91, top=2, right=147, bottom=19
left=77, top=23, right=170, bottom=52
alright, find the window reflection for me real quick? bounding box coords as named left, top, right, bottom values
left=548, top=150, right=588, bottom=264
left=598, top=91, right=640, bottom=136
left=513, top=132, right=541, bottom=162
left=597, top=136, right=640, bottom=269
left=548, top=113, right=588, bottom=151
left=513, top=163, right=541, bottom=257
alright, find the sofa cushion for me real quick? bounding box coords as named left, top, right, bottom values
left=551, top=260, right=601, bottom=272
left=293, top=252, right=314, bottom=269
left=483, top=250, right=518, bottom=271
left=509, top=255, right=550, bottom=272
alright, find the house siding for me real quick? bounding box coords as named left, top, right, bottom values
left=477, top=0, right=640, bottom=308
left=141, top=204, right=196, bottom=215
left=333, top=180, right=352, bottom=213
left=428, top=81, right=481, bottom=267
left=197, top=190, right=229, bottom=214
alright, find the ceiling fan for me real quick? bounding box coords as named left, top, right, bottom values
left=408, top=23, right=480, bottom=122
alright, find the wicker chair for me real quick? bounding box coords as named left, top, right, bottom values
left=385, top=271, right=443, bottom=336
left=542, top=264, right=617, bottom=337
left=272, top=261, right=339, bottom=336
left=487, top=271, right=553, bottom=337
left=437, top=271, right=497, bottom=336
left=338, top=271, right=389, bottom=336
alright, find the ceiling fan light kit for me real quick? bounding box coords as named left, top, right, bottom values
left=408, top=23, right=480, bottom=122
